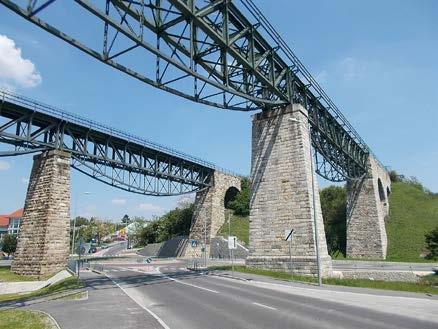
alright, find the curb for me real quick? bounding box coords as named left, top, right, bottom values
left=31, top=309, right=61, bottom=329
left=0, top=288, right=87, bottom=310
left=207, top=271, right=251, bottom=282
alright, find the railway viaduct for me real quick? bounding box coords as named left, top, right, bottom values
left=0, top=0, right=391, bottom=277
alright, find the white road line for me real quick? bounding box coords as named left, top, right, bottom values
left=156, top=266, right=220, bottom=294
left=104, top=273, right=171, bottom=329
left=252, top=302, right=277, bottom=310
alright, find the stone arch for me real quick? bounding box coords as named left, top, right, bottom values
left=224, top=186, right=239, bottom=208
left=378, top=178, right=386, bottom=202
left=185, top=172, right=241, bottom=258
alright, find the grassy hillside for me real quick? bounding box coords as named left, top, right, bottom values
left=386, top=181, right=438, bottom=261
left=218, top=210, right=249, bottom=246
left=217, top=181, right=438, bottom=262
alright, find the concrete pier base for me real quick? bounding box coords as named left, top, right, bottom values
left=246, top=104, right=332, bottom=277
left=12, top=150, right=71, bottom=276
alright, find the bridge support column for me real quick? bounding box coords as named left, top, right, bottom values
left=346, top=156, right=391, bottom=259
left=246, top=104, right=332, bottom=277
left=12, top=150, right=71, bottom=276
left=185, top=171, right=241, bottom=259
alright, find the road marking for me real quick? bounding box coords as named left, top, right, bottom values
left=252, top=302, right=277, bottom=310
left=156, top=266, right=219, bottom=294
left=104, top=273, right=171, bottom=329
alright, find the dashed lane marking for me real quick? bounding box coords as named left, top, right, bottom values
left=156, top=266, right=219, bottom=294
left=252, top=302, right=277, bottom=311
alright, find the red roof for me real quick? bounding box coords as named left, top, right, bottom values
left=8, top=208, right=23, bottom=218
left=0, top=208, right=23, bottom=228
left=0, top=215, right=8, bottom=227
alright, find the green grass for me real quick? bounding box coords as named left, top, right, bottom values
left=218, top=210, right=249, bottom=245
left=210, top=265, right=438, bottom=295
left=0, top=310, right=55, bottom=329
left=0, top=267, right=39, bottom=282
left=0, top=276, right=84, bottom=304
left=386, top=182, right=438, bottom=262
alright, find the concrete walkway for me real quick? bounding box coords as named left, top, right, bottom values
left=0, top=270, right=71, bottom=294
left=12, top=270, right=165, bottom=329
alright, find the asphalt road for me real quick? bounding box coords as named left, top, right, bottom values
left=98, top=259, right=438, bottom=329
left=102, top=241, right=127, bottom=256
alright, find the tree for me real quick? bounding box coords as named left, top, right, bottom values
left=425, top=227, right=438, bottom=260
left=228, top=177, right=250, bottom=216
left=122, top=214, right=130, bottom=224
left=137, top=203, right=194, bottom=246
left=1, top=234, right=17, bottom=257
left=320, top=186, right=347, bottom=256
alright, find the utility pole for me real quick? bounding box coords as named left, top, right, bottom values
left=71, top=191, right=91, bottom=254
left=203, top=212, right=207, bottom=267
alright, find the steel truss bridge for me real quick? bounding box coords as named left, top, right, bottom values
left=0, top=90, right=220, bottom=196
left=1, top=0, right=377, bottom=182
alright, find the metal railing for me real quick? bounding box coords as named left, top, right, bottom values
left=0, top=88, right=243, bottom=177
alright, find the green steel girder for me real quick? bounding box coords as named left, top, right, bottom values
left=0, top=90, right=220, bottom=196
left=0, top=0, right=375, bottom=181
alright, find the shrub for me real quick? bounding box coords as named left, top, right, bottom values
left=1, top=234, right=17, bottom=257
left=425, top=227, right=438, bottom=260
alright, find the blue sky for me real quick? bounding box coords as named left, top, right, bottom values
left=0, top=0, right=437, bottom=221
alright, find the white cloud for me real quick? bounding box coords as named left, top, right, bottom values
left=315, top=70, right=328, bottom=84
left=0, top=160, right=11, bottom=171
left=340, top=57, right=366, bottom=81
left=176, top=194, right=195, bottom=208
left=137, top=203, right=162, bottom=213
left=21, top=177, right=29, bottom=184
left=0, top=35, right=42, bottom=89
left=112, top=198, right=127, bottom=206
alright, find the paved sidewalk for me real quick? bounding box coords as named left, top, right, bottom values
left=20, top=270, right=164, bottom=329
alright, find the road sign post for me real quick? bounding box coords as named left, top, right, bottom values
left=228, top=236, right=237, bottom=276
left=285, top=229, right=295, bottom=278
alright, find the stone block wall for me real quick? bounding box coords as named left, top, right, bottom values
left=12, top=150, right=71, bottom=277
left=246, top=104, right=332, bottom=277
left=184, top=171, right=241, bottom=258
left=346, top=156, right=391, bottom=259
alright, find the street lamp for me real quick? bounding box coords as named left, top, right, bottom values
left=289, top=116, right=322, bottom=286
left=71, top=191, right=91, bottom=254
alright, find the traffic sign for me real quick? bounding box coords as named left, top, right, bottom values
left=285, top=229, right=295, bottom=242
left=191, top=240, right=198, bottom=248
left=146, top=257, right=152, bottom=264
left=228, top=236, right=237, bottom=250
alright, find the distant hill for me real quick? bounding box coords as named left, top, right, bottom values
left=386, top=181, right=438, bottom=261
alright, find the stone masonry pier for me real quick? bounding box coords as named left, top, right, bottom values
left=346, top=156, right=391, bottom=259
left=185, top=171, right=241, bottom=258
left=246, top=104, right=332, bottom=277
left=12, top=150, right=71, bottom=276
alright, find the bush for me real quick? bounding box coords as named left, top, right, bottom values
left=228, top=177, right=250, bottom=216
left=320, top=186, right=347, bottom=256
left=1, top=234, right=17, bottom=257
left=389, top=170, right=401, bottom=183
left=138, top=203, right=194, bottom=246
left=425, top=227, right=438, bottom=260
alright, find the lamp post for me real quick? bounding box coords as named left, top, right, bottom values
left=289, top=116, right=322, bottom=286
left=71, top=191, right=91, bottom=254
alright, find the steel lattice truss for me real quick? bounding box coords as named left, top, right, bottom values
left=1, top=0, right=374, bottom=181
left=0, top=91, right=215, bottom=196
